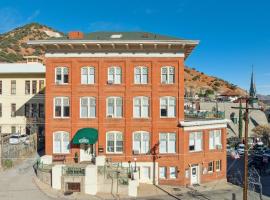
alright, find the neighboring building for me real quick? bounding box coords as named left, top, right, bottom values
left=29, top=31, right=228, bottom=187
left=0, top=60, right=45, bottom=136
left=218, top=90, right=240, bottom=102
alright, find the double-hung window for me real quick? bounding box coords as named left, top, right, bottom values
left=11, top=80, right=16, bottom=95
left=11, top=103, right=16, bottom=117
left=54, top=97, right=70, bottom=118
left=209, top=130, right=222, bottom=150
left=169, top=167, right=177, bottom=179
left=133, top=131, right=150, bottom=154
left=107, top=97, right=122, bottom=118
left=160, top=96, right=176, bottom=117
left=133, top=96, right=149, bottom=118
left=32, top=80, right=37, bottom=94
left=159, top=167, right=166, bottom=179
left=106, top=131, right=123, bottom=153
left=25, top=81, right=30, bottom=94
left=81, top=67, right=95, bottom=84
left=189, top=132, right=202, bottom=152
left=159, top=133, right=176, bottom=154
left=53, top=131, right=70, bottom=154
left=134, top=66, right=148, bottom=84
left=216, top=160, right=221, bottom=172
left=55, top=67, right=69, bottom=84
left=80, top=97, right=96, bottom=118
left=108, top=66, right=121, bottom=84
left=208, top=161, right=214, bottom=173
left=161, top=66, right=175, bottom=84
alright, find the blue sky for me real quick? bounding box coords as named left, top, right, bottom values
left=0, top=0, right=269, bottom=95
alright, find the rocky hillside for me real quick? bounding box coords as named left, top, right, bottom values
left=0, top=23, right=63, bottom=62
left=0, top=23, right=245, bottom=96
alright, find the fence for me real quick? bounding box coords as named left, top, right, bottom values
left=33, top=161, right=52, bottom=185
left=0, top=133, right=37, bottom=169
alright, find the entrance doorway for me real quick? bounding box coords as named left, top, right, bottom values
left=190, top=165, right=200, bottom=185
left=80, top=144, right=94, bottom=162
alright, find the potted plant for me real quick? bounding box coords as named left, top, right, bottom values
left=74, top=152, right=79, bottom=163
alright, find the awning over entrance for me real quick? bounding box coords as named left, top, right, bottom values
left=72, top=128, right=98, bottom=144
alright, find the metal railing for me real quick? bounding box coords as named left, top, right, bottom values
left=185, top=111, right=225, bottom=120
left=62, top=166, right=86, bottom=176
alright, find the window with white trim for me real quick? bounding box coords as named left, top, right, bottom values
left=107, top=97, right=122, bottom=118
left=216, top=160, right=221, bottom=172
left=133, top=96, right=149, bottom=118
left=80, top=97, right=96, bottom=118
left=81, top=67, right=95, bottom=84
left=159, top=133, right=176, bottom=154
left=53, top=131, right=70, bottom=154
left=55, top=67, right=69, bottom=84
left=54, top=97, right=70, bottom=118
left=160, top=96, right=176, bottom=117
left=161, top=66, right=175, bottom=84
left=189, top=132, right=202, bottom=152
left=208, top=161, right=214, bottom=173
left=169, top=167, right=177, bottom=179
left=133, top=131, right=150, bottom=154
left=108, top=66, right=121, bottom=84
left=209, top=130, right=222, bottom=150
left=106, top=131, right=123, bottom=153
left=159, top=167, right=166, bottom=179
left=134, top=66, right=148, bottom=84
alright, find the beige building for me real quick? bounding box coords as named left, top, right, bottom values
left=0, top=61, right=45, bottom=136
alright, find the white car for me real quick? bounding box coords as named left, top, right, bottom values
left=9, top=134, right=28, bottom=145
left=237, top=144, right=245, bottom=155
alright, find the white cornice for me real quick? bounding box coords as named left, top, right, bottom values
left=45, top=52, right=185, bottom=58
left=180, top=119, right=230, bottom=127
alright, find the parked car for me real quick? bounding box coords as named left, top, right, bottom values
left=9, top=134, right=28, bottom=144
left=237, top=144, right=245, bottom=155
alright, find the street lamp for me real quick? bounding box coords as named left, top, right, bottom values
left=134, top=158, right=137, bottom=172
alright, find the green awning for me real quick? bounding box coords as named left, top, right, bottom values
left=72, top=128, right=98, bottom=144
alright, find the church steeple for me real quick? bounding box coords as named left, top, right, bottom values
left=249, top=66, right=256, bottom=98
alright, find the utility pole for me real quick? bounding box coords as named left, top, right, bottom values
left=232, top=96, right=261, bottom=200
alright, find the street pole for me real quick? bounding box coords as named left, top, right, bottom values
left=243, top=98, right=249, bottom=200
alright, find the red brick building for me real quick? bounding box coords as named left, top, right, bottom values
left=29, top=32, right=228, bottom=186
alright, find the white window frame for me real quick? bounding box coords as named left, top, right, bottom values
left=108, top=66, right=121, bottom=84
left=208, top=161, right=214, bottom=173
left=161, top=66, right=175, bottom=84
left=134, top=66, right=148, bottom=84
left=106, top=96, right=122, bottom=118
left=189, top=132, right=203, bottom=152
left=53, top=131, right=70, bottom=154
left=133, top=96, right=149, bottom=118
left=209, top=130, right=222, bottom=150
left=53, top=97, right=70, bottom=118
left=81, top=66, right=95, bottom=84
left=159, top=167, right=166, bottom=179
left=216, top=160, right=221, bottom=172
left=160, top=96, right=176, bottom=118
left=80, top=97, right=96, bottom=118
left=132, top=131, right=150, bottom=154
left=159, top=132, right=176, bottom=154
left=55, top=67, right=69, bottom=84
left=106, top=131, right=123, bottom=154
left=169, top=167, right=177, bottom=179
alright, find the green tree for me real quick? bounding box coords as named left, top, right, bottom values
left=252, top=124, right=270, bottom=146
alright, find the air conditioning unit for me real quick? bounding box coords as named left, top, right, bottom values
left=107, top=114, right=113, bottom=118
left=216, top=144, right=222, bottom=150
left=162, top=80, right=167, bottom=84
left=133, top=150, right=140, bottom=155
left=107, top=80, right=114, bottom=84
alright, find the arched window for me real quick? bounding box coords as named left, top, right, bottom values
left=133, top=96, right=149, bottom=118
left=133, top=131, right=150, bottom=154
left=161, top=66, right=175, bottom=84
left=106, top=97, right=122, bottom=118
left=81, top=67, right=95, bottom=84
left=53, top=131, right=70, bottom=154
left=106, top=131, right=123, bottom=153
left=160, top=96, right=176, bottom=117
left=108, top=66, right=121, bottom=84
left=80, top=97, right=96, bottom=118
left=134, top=66, right=148, bottom=84
left=55, top=67, right=69, bottom=84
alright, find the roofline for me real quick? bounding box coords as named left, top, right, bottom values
left=28, top=39, right=199, bottom=45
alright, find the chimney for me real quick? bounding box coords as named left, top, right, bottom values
left=68, top=31, right=84, bottom=39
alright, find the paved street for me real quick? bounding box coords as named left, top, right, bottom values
left=0, top=154, right=64, bottom=200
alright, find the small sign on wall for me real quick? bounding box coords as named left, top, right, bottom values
left=98, top=147, right=104, bottom=153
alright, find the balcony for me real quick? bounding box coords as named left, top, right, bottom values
left=184, top=110, right=225, bottom=120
